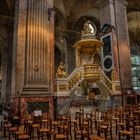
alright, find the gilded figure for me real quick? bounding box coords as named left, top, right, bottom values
left=82, top=20, right=92, bottom=35
left=111, top=69, right=118, bottom=81
left=56, top=62, right=67, bottom=78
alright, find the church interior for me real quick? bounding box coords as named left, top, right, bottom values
left=0, top=0, right=140, bottom=139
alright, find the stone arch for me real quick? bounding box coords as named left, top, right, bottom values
left=74, top=16, right=100, bottom=35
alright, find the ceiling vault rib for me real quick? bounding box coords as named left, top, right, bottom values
left=67, top=0, right=83, bottom=29
left=3, top=0, right=10, bottom=14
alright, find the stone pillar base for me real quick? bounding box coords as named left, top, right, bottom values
left=54, top=96, right=70, bottom=117
left=13, top=96, right=54, bottom=118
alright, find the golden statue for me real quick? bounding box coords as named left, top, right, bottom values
left=82, top=20, right=92, bottom=35
left=111, top=69, right=118, bottom=81
left=56, top=62, right=67, bottom=78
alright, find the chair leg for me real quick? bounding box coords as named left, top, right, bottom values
left=119, top=132, right=121, bottom=140
left=126, top=135, right=129, bottom=140
left=97, top=128, right=100, bottom=136
left=116, top=124, right=117, bottom=134
left=9, top=130, right=12, bottom=140
left=9, top=131, right=10, bottom=140
left=104, top=129, right=107, bottom=140
left=110, top=127, right=112, bottom=140
left=74, top=131, right=76, bottom=140
left=3, top=127, right=6, bottom=137
left=133, top=132, right=135, bottom=140
left=41, top=132, right=43, bottom=140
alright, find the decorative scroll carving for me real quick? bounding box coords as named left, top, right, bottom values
left=59, top=85, right=67, bottom=91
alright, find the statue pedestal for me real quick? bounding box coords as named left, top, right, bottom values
left=110, top=80, right=122, bottom=108
left=112, top=80, right=121, bottom=95
left=54, top=78, right=70, bottom=115
left=54, top=78, right=69, bottom=96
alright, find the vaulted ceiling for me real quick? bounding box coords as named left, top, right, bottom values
left=0, top=0, right=15, bottom=53
left=127, top=0, right=140, bottom=46
left=0, top=0, right=139, bottom=49
left=0, top=0, right=14, bottom=22
left=54, top=0, right=140, bottom=49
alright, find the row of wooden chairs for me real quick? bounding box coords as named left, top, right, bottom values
left=3, top=104, right=140, bottom=140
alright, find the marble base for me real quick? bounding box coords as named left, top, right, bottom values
left=54, top=96, right=70, bottom=116
left=22, top=87, right=50, bottom=96
left=13, top=96, right=54, bottom=118
left=110, top=95, right=122, bottom=108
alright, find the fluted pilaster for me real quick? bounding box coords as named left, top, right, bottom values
left=13, top=0, right=54, bottom=95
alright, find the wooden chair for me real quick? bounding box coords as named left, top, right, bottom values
left=114, top=107, right=126, bottom=135
left=58, top=117, right=72, bottom=140
left=3, top=123, right=11, bottom=137
left=37, top=128, right=50, bottom=140
left=8, top=126, right=18, bottom=140
left=74, top=118, right=90, bottom=140
left=15, top=131, right=26, bottom=140
left=91, top=108, right=99, bottom=130
left=28, top=116, right=41, bottom=139
left=119, top=112, right=136, bottom=140
left=119, top=130, right=135, bottom=140
left=29, top=123, right=40, bottom=138
left=89, top=135, right=105, bottom=140
left=54, top=133, right=66, bottom=140
left=97, top=112, right=113, bottom=140
left=86, top=114, right=93, bottom=134
left=18, top=134, right=30, bottom=140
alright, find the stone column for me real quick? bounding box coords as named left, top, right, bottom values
left=99, top=0, right=132, bottom=90
left=0, top=26, right=13, bottom=103
left=99, top=0, right=119, bottom=80
left=1, top=37, right=8, bottom=103
left=48, top=7, right=55, bottom=94
left=114, top=0, right=132, bottom=90
left=12, top=0, right=54, bottom=95
left=99, top=0, right=116, bottom=27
